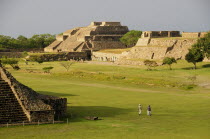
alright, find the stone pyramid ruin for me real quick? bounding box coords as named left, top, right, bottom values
left=44, top=22, right=129, bottom=52
left=0, top=63, right=67, bottom=124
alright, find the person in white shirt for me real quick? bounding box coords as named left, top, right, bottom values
left=138, top=104, right=142, bottom=116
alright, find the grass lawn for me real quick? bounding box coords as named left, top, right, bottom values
left=0, top=60, right=210, bottom=139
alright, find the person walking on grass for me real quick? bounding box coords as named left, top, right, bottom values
left=138, top=104, right=142, bottom=116
left=147, top=105, right=152, bottom=116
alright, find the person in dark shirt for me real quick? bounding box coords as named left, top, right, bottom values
left=147, top=105, right=152, bottom=116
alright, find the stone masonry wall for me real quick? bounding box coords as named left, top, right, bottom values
left=92, top=41, right=127, bottom=51
left=39, top=94, right=67, bottom=120
left=116, top=38, right=198, bottom=65
left=30, top=52, right=90, bottom=61
left=30, top=110, right=55, bottom=122
left=92, top=52, right=122, bottom=62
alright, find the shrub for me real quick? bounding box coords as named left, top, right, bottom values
left=162, top=57, right=176, bottom=70
left=144, top=60, right=158, bottom=70
left=42, top=67, right=54, bottom=73
left=60, top=61, right=75, bottom=71
left=21, top=51, right=29, bottom=58
left=29, top=55, right=44, bottom=64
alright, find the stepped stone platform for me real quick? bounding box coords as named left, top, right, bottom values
left=44, top=22, right=129, bottom=52
left=0, top=62, right=67, bottom=124
left=0, top=79, right=28, bottom=123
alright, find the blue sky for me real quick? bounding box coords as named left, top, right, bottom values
left=0, top=0, right=209, bottom=37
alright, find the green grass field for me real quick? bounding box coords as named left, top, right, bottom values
left=0, top=60, right=210, bottom=139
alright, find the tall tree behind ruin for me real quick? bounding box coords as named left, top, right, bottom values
left=120, top=30, right=142, bottom=47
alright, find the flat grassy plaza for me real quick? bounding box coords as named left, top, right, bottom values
left=0, top=61, right=210, bottom=139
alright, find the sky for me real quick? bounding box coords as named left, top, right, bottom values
left=0, top=0, right=210, bottom=38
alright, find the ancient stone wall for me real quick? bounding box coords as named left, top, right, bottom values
left=123, top=46, right=168, bottom=60
left=182, top=32, right=207, bottom=38
left=40, top=97, right=67, bottom=119
left=92, top=52, right=121, bottom=62
left=30, top=52, right=91, bottom=61
left=30, top=110, right=55, bottom=122
left=136, top=38, right=151, bottom=46
left=200, top=32, right=207, bottom=38
left=92, top=41, right=128, bottom=51
left=101, top=22, right=121, bottom=26
left=0, top=52, right=22, bottom=58
left=90, top=22, right=103, bottom=26
left=56, top=35, right=68, bottom=41
left=141, top=31, right=180, bottom=38
left=182, top=32, right=200, bottom=38
left=116, top=38, right=198, bottom=65
left=91, top=36, right=122, bottom=41
left=92, top=26, right=128, bottom=35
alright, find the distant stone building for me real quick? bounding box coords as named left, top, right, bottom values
left=0, top=63, right=67, bottom=124
left=141, top=31, right=180, bottom=38
left=116, top=30, right=208, bottom=65
left=44, top=22, right=129, bottom=52
left=182, top=32, right=207, bottom=38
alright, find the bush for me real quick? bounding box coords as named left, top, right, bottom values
left=21, top=51, right=29, bottom=58
left=60, top=61, right=75, bottom=71
left=144, top=60, right=158, bottom=70
left=42, top=67, right=54, bottom=73
left=29, top=55, right=44, bottom=64
left=162, top=57, right=176, bottom=70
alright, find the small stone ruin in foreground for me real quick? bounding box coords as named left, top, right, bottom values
left=0, top=63, right=67, bottom=124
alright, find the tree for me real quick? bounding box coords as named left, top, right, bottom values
left=0, top=35, right=13, bottom=49
left=185, top=47, right=204, bottom=69
left=192, top=32, right=210, bottom=58
left=144, top=60, right=158, bottom=70
left=162, top=57, right=177, bottom=70
left=0, top=34, right=55, bottom=49
left=120, top=30, right=142, bottom=46
left=60, top=61, right=75, bottom=71
left=29, top=34, right=55, bottom=49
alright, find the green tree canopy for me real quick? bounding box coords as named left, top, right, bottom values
left=0, top=34, right=55, bottom=49
left=185, top=47, right=204, bottom=69
left=192, top=32, right=210, bottom=58
left=162, top=57, right=177, bottom=70
left=120, top=30, right=142, bottom=46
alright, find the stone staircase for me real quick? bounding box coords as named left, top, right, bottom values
left=0, top=78, right=28, bottom=124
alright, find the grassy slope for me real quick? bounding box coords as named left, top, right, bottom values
left=0, top=61, right=210, bottom=139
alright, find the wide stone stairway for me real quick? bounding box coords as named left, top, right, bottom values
left=0, top=78, right=28, bottom=124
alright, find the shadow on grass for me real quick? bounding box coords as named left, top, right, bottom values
left=181, top=67, right=200, bottom=70
left=202, top=64, right=210, bottom=68
left=66, top=106, right=131, bottom=122
left=37, top=91, right=78, bottom=97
